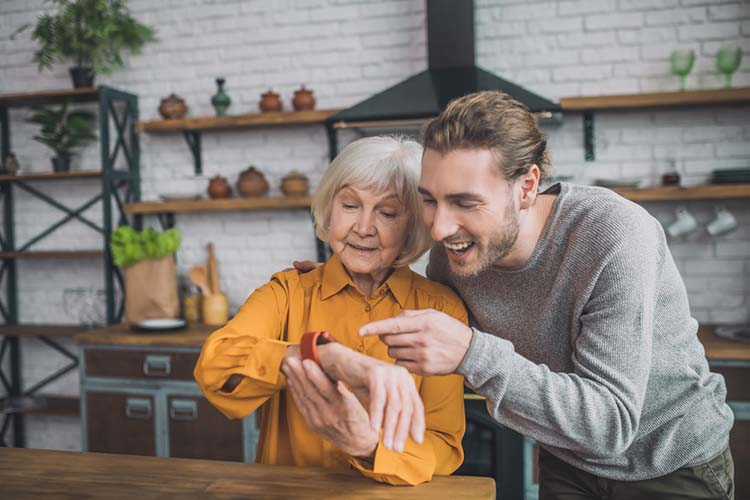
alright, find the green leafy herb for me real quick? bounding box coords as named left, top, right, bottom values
left=110, top=226, right=181, bottom=267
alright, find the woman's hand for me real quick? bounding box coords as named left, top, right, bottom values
left=317, top=343, right=425, bottom=453
left=282, top=357, right=379, bottom=459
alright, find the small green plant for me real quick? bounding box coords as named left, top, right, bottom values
left=110, top=226, right=181, bottom=267
left=16, top=0, right=156, bottom=76
left=28, top=99, right=97, bottom=164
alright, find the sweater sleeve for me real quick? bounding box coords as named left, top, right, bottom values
left=457, top=219, right=659, bottom=460
left=193, top=273, right=293, bottom=420
left=350, top=294, right=467, bottom=485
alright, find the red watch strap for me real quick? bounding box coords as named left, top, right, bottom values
left=300, top=331, right=337, bottom=365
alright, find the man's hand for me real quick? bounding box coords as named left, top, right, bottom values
left=359, top=309, right=473, bottom=376
left=282, top=357, right=379, bottom=459
left=317, top=343, right=425, bottom=453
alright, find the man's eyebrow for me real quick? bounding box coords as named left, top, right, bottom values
left=418, top=187, right=483, bottom=201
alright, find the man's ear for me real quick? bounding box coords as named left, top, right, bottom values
left=518, top=165, right=540, bottom=210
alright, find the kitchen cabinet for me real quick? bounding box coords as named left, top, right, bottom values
left=77, top=323, right=257, bottom=462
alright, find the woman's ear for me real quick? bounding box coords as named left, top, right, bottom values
left=518, top=165, right=540, bottom=210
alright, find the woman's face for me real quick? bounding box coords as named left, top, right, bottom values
left=328, top=184, right=409, bottom=283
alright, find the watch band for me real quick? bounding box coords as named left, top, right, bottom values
left=300, top=331, right=337, bottom=365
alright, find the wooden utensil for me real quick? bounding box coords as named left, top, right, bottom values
left=188, top=265, right=212, bottom=295
left=207, top=242, right=220, bottom=294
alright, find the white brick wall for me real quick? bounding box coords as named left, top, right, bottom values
left=1, top=0, right=749, bottom=449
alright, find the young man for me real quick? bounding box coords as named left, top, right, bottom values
left=360, top=91, right=736, bottom=499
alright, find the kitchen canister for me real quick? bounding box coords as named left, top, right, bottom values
left=202, top=293, right=229, bottom=326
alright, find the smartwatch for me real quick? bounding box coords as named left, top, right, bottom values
left=300, top=331, right=338, bottom=365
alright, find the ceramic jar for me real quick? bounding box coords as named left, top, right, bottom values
left=236, top=166, right=269, bottom=197
left=207, top=175, right=232, bottom=199
left=280, top=170, right=309, bottom=197
left=292, top=86, right=315, bottom=111
left=259, top=89, right=282, bottom=113
left=158, top=94, right=188, bottom=120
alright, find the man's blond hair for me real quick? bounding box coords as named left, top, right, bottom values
left=422, top=91, right=551, bottom=181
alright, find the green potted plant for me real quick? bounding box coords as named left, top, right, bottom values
left=28, top=99, right=97, bottom=172
left=16, top=0, right=156, bottom=88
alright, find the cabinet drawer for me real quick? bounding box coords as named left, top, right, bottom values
left=86, top=392, right=156, bottom=456
left=85, top=349, right=199, bottom=381
left=167, top=395, right=244, bottom=461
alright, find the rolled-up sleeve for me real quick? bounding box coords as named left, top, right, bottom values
left=193, top=274, right=292, bottom=419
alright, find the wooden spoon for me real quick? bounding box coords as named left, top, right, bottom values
left=207, top=242, right=220, bottom=295
left=188, top=265, right=212, bottom=295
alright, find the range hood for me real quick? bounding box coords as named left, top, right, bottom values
left=327, top=0, right=561, bottom=127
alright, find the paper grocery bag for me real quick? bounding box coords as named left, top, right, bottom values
left=124, top=255, right=179, bottom=324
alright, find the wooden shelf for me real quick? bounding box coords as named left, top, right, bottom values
left=560, top=87, right=750, bottom=111
left=0, top=87, right=100, bottom=108
left=0, top=170, right=102, bottom=182
left=137, top=109, right=342, bottom=133
left=0, top=396, right=79, bottom=416
left=610, top=183, right=750, bottom=202
left=0, top=324, right=92, bottom=337
left=123, top=196, right=312, bottom=215
left=0, top=250, right=105, bottom=259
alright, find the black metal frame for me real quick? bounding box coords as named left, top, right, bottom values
left=0, top=86, right=139, bottom=447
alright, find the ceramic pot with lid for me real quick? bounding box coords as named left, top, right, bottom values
left=159, top=94, right=188, bottom=120
left=236, top=166, right=269, bottom=197
left=292, top=86, right=316, bottom=111
left=280, top=170, right=309, bottom=197
left=207, top=175, right=232, bottom=199
left=259, top=90, right=282, bottom=113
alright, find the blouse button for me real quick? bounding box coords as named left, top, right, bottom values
left=258, top=366, right=266, bottom=376
left=357, top=344, right=366, bottom=352
left=364, top=304, right=371, bottom=312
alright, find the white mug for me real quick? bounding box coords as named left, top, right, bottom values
left=706, top=207, right=738, bottom=237
left=667, top=207, right=698, bottom=238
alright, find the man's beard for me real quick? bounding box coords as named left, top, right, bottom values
left=448, top=204, right=520, bottom=279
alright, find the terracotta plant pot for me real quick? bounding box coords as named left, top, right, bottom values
left=207, top=175, right=232, bottom=199
left=280, top=170, right=309, bottom=197
left=259, top=89, right=282, bottom=113
left=292, top=86, right=315, bottom=111
left=159, top=94, right=188, bottom=120
left=236, top=166, right=269, bottom=197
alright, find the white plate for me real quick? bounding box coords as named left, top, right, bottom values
left=133, top=318, right=187, bottom=331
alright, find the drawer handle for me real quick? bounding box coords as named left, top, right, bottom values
left=170, top=399, right=198, bottom=421
left=125, top=398, right=152, bottom=419
left=143, top=354, right=171, bottom=377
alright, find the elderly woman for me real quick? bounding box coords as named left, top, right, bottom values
left=194, top=136, right=467, bottom=486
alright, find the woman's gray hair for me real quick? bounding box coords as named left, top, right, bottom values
left=311, top=135, right=432, bottom=267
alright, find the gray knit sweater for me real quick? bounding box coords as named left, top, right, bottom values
left=427, top=182, right=734, bottom=481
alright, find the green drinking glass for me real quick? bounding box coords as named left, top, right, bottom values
left=717, top=47, right=742, bottom=88
left=671, top=49, right=695, bottom=92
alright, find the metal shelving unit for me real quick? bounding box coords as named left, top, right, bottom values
left=0, top=86, right=140, bottom=447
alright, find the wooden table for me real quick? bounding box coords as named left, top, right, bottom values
left=0, top=448, right=495, bottom=500
left=75, top=321, right=217, bottom=347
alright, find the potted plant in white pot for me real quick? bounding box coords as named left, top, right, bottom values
left=28, top=99, right=97, bottom=172
left=17, top=0, right=156, bottom=88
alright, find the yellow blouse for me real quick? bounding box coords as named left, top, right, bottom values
left=194, top=254, right=467, bottom=485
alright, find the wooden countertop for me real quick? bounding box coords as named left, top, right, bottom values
left=73, top=322, right=750, bottom=361
left=0, top=448, right=495, bottom=500
left=75, top=322, right=217, bottom=347
left=698, top=325, right=750, bottom=361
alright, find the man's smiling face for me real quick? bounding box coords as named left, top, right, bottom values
left=419, top=148, right=520, bottom=278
